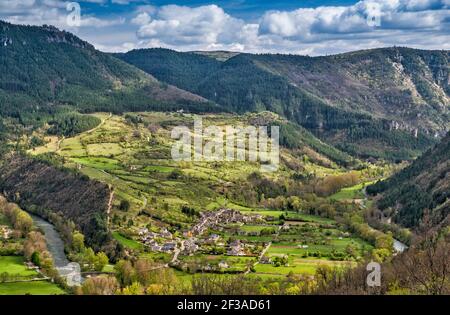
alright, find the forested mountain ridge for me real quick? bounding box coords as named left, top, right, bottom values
left=0, top=21, right=213, bottom=119
left=117, top=48, right=446, bottom=160
left=252, top=48, right=449, bottom=136
left=367, top=133, right=449, bottom=228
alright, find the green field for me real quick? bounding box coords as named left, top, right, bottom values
left=0, top=256, right=65, bottom=295
left=0, top=256, right=38, bottom=277
left=254, top=258, right=352, bottom=276
left=284, top=213, right=336, bottom=224
left=329, top=181, right=376, bottom=200
left=112, top=232, right=143, bottom=250
left=0, top=281, right=65, bottom=295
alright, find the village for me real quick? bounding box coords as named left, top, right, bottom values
left=138, top=209, right=267, bottom=261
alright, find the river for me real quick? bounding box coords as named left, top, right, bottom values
left=30, top=214, right=70, bottom=269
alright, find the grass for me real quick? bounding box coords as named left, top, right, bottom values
left=0, top=256, right=38, bottom=277
left=179, top=254, right=256, bottom=272
left=143, top=165, right=174, bottom=173
left=284, top=213, right=336, bottom=224
left=70, top=157, right=121, bottom=170
left=254, top=258, right=352, bottom=276
left=102, top=264, right=115, bottom=273
left=86, top=143, right=123, bottom=156
left=112, top=232, right=143, bottom=250
left=329, top=181, right=376, bottom=201
left=0, top=281, right=65, bottom=295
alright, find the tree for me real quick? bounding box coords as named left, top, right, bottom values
left=80, top=276, right=118, bottom=295
left=94, top=252, right=109, bottom=272
left=134, top=259, right=153, bottom=286
left=31, top=251, right=41, bottom=266
left=14, top=211, right=33, bottom=234
left=115, top=260, right=136, bottom=287
left=119, top=200, right=130, bottom=212
left=72, top=232, right=85, bottom=253
left=121, top=282, right=143, bottom=295
left=23, top=232, right=47, bottom=260
left=85, top=247, right=97, bottom=270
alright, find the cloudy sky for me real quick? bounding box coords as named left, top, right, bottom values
left=0, top=0, right=449, bottom=55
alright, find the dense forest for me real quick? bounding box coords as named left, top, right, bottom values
left=47, top=112, right=101, bottom=136
left=0, top=21, right=219, bottom=122
left=0, top=153, right=112, bottom=250
left=367, top=133, right=449, bottom=228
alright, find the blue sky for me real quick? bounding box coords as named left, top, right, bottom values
left=1, top=1, right=449, bottom=55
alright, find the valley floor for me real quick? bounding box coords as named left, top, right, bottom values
left=23, top=111, right=397, bottom=290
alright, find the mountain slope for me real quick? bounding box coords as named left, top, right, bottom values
left=367, top=133, right=449, bottom=228
left=0, top=21, right=214, bottom=118
left=118, top=48, right=443, bottom=160
left=0, top=153, right=111, bottom=250
left=253, top=47, right=449, bottom=136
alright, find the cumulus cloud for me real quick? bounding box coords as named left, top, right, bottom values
left=0, top=0, right=448, bottom=54
left=0, top=0, right=125, bottom=30
left=129, top=0, right=449, bottom=54
left=131, top=12, right=151, bottom=25
left=259, top=0, right=449, bottom=38
left=136, top=5, right=248, bottom=47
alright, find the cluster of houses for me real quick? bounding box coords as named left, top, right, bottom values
left=0, top=225, right=12, bottom=240
left=138, top=227, right=177, bottom=253
left=227, top=240, right=246, bottom=256
left=135, top=208, right=266, bottom=259
left=192, top=209, right=264, bottom=236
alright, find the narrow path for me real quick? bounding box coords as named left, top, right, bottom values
left=171, top=240, right=185, bottom=264
left=106, top=189, right=114, bottom=227
left=86, top=112, right=112, bottom=134
left=142, top=196, right=147, bottom=209
left=56, top=136, right=65, bottom=151
left=245, top=241, right=272, bottom=275
left=1, top=277, right=51, bottom=283
left=55, top=112, right=111, bottom=154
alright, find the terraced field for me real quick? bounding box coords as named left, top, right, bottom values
left=31, top=112, right=382, bottom=280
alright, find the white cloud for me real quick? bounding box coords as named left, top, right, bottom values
left=131, top=12, right=151, bottom=25
left=129, top=1, right=448, bottom=54
left=134, top=4, right=262, bottom=52
left=0, top=0, right=126, bottom=30
left=259, top=0, right=449, bottom=39
left=136, top=5, right=243, bottom=45
left=0, top=0, right=448, bottom=55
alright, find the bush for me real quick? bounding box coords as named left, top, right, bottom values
left=119, top=200, right=130, bottom=212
